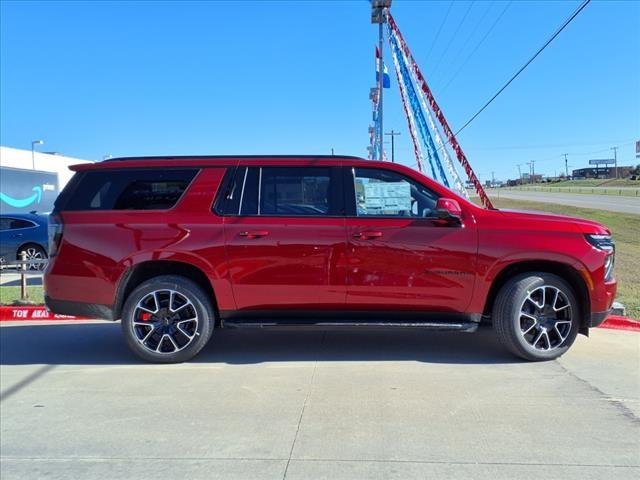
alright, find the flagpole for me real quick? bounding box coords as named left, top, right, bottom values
left=371, top=1, right=391, bottom=161
left=378, top=17, right=384, bottom=160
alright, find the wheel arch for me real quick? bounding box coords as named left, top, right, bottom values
left=483, top=260, right=591, bottom=335
left=16, top=241, right=48, bottom=258
left=113, top=260, right=219, bottom=324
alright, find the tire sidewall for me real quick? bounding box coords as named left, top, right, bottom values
left=121, top=277, right=214, bottom=363
left=497, top=273, right=580, bottom=361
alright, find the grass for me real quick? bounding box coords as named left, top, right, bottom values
left=488, top=198, right=640, bottom=320
left=0, top=286, right=45, bottom=305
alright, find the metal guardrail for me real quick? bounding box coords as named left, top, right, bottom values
left=505, top=186, right=639, bottom=197
left=0, top=253, right=47, bottom=302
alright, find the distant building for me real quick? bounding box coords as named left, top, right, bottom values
left=0, top=146, right=94, bottom=214
left=571, top=166, right=633, bottom=179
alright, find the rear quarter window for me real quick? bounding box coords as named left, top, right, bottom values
left=59, top=169, right=198, bottom=211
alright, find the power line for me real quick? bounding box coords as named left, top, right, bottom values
left=424, top=1, right=455, bottom=64
left=438, top=1, right=512, bottom=95
left=472, top=139, right=635, bottom=152
left=429, top=1, right=475, bottom=80
left=434, top=0, right=494, bottom=89
left=452, top=0, right=592, bottom=139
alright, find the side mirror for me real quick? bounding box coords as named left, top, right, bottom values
left=434, top=198, right=463, bottom=224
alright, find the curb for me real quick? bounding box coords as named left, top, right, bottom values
left=1, top=306, right=639, bottom=331
left=599, top=315, right=640, bottom=332
left=0, top=305, right=88, bottom=322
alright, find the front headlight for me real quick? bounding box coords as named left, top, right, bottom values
left=585, top=234, right=615, bottom=280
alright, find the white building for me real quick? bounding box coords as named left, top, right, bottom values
left=0, top=146, right=94, bottom=214
left=0, top=146, right=94, bottom=188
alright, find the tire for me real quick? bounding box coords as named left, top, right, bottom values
left=17, top=244, right=47, bottom=271
left=493, top=272, right=580, bottom=361
left=121, top=275, right=215, bottom=363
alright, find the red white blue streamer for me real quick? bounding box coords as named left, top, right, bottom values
left=387, top=13, right=493, bottom=209
left=389, top=24, right=468, bottom=198
left=389, top=29, right=448, bottom=185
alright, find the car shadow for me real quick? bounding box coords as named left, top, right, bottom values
left=0, top=321, right=521, bottom=366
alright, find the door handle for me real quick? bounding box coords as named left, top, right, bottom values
left=353, top=231, right=383, bottom=240
left=11, top=233, right=23, bottom=238
left=239, top=230, right=270, bottom=239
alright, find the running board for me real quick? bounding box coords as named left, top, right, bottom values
left=223, top=320, right=478, bottom=333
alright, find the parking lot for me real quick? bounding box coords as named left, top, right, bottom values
left=1, top=321, right=638, bottom=480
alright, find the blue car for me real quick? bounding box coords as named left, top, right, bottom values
left=0, top=212, right=49, bottom=270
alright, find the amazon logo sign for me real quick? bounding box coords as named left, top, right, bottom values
left=0, top=167, right=59, bottom=214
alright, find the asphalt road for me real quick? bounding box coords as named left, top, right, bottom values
left=493, top=190, right=640, bottom=214
left=1, top=322, right=639, bottom=480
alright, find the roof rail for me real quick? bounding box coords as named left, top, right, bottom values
left=103, top=154, right=365, bottom=163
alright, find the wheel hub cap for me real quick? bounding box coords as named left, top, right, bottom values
left=131, top=290, right=199, bottom=355
left=519, top=285, right=573, bottom=352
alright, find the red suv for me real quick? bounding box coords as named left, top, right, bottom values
left=44, top=156, right=616, bottom=363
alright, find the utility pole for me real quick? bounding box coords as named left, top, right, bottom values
left=491, top=171, right=495, bottom=187
left=612, top=146, right=618, bottom=178
left=331, top=148, right=335, bottom=156
left=563, top=153, right=569, bottom=177
left=531, top=160, right=536, bottom=183
left=384, top=130, right=401, bottom=162
left=516, top=164, right=522, bottom=181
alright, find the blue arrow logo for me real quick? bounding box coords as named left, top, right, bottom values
left=0, top=186, right=42, bottom=208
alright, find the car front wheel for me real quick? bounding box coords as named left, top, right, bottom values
left=121, top=275, right=215, bottom=363
left=493, top=272, right=580, bottom=361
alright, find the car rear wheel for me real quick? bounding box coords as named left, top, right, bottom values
left=121, top=275, right=215, bottom=363
left=493, top=272, right=580, bottom=361
left=17, top=244, right=47, bottom=271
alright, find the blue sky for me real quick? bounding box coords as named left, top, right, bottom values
left=1, top=0, right=638, bottom=181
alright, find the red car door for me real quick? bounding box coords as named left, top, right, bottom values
left=220, top=165, right=347, bottom=313
left=344, top=166, right=477, bottom=313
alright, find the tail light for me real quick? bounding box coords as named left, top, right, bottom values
left=48, top=213, right=64, bottom=257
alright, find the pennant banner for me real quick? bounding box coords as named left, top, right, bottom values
left=387, top=13, right=493, bottom=209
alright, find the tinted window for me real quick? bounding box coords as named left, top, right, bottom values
left=353, top=168, right=438, bottom=217
left=260, top=168, right=332, bottom=216
left=216, top=167, right=339, bottom=216
left=0, top=218, right=35, bottom=230
left=62, top=169, right=197, bottom=211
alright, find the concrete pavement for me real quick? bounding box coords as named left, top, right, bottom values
left=1, top=322, right=639, bottom=479
left=0, top=271, right=43, bottom=287
left=492, top=190, right=640, bottom=214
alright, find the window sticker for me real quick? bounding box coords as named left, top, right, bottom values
left=361, top=181, right=412, bottom=214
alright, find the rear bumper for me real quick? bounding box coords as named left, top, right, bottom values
left=45, top=296, right=115, bottom=320
left=589, top=309, right=611, bottom=328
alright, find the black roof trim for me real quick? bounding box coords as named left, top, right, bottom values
left=103, top=154, right=365, bottom=163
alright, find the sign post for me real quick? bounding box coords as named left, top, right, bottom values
left=588, top=158, right=614, bottom=178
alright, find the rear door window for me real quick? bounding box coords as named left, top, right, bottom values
left=60, top=169, right=198, bottom=211
left=216, top=166, right=341, bottom=216
left=0, top=218, right=35, bottom=230
left=259, top=167, right=333, bottom=216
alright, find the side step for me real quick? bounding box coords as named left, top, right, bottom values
left=223, top=320, right=478, bottom=333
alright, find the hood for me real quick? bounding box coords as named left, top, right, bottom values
left=497, top=208, right=611, bottom=235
